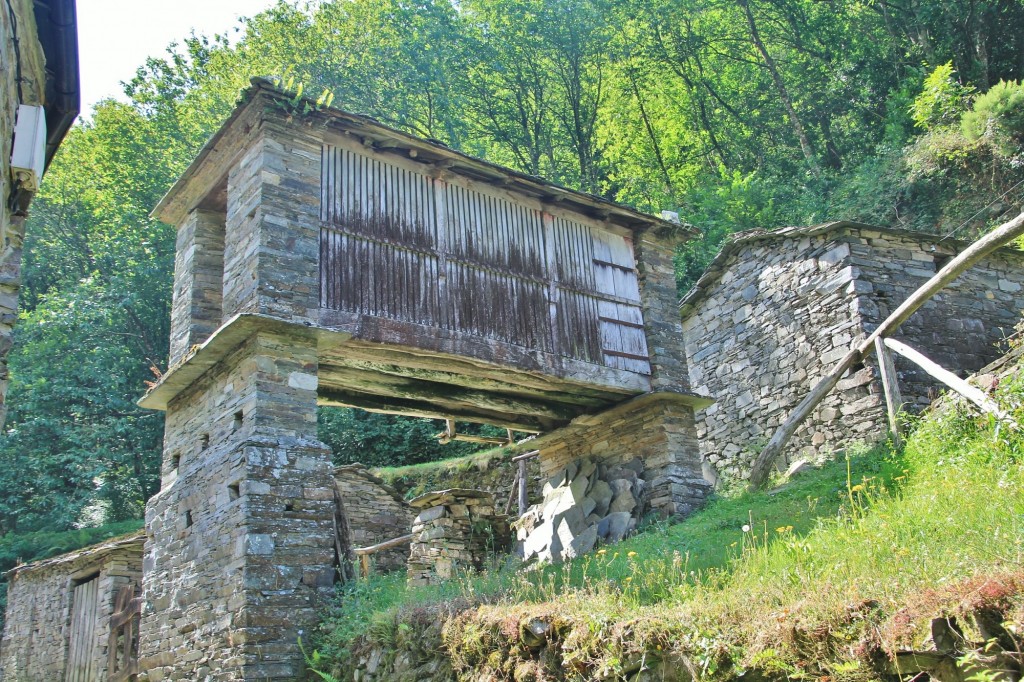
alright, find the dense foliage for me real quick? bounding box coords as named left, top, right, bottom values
left=3, top=0, right=1024, bottom=535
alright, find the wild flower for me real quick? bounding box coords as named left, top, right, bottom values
left=742, top=524, right=751, bottom=532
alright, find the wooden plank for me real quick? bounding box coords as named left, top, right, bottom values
left=874, top=336, right=904, bottom=447
left=749, top=210, right=1024, bottom=489
left=884, top=338, right=1014, bottom=423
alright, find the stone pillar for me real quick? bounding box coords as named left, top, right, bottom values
left=407, top=490, right=511, bottom=586
left=139, top=329, right=336, bottom=681
left=221, top=115, right=323, bottom=325
left=169, top=209, right=225, bottom=366
left=634, top=230, right=690, bottom=391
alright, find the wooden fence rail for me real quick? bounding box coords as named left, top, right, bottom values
left=353, top=534, right=415, bottom=577
left=748, top=210, right=1024, bottom=490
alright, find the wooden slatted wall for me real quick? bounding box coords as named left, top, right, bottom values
left=320, top=144, right=649, bottom=375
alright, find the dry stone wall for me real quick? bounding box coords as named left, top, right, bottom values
left=335, top=464, right=415, bottom=572
left=0, top=534, right=143, bottom=681
left=407, top=490, right=511, bottom=586
left=680, top=223, right=1024, bottom=481
left=537, top=394, right=709, bottom=520
left=515, top=456, right=645, bottom=564
left=139, top=331, right=337, bottom=682
left=377, top=450, right=542, bottom=512
left=848, top=228, right=1024, bottom=409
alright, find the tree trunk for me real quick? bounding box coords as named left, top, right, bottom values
left=737, top=0, right=820, bottom=178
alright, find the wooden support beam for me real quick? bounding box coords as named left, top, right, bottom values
left=318, top=389, right=551, bottom=432
left=884, top=338, right=1015, bottom=424
left=748, top=210, right=1024, bottom=490
left=318, top=364, right=582, bottom=422
left=874, top=336, right=904, bottom=448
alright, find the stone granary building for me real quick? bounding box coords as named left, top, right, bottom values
left=0, top=532, right=144, bottom=681
left=1, top=0, right=79, bottom=428
left=132, top=78, right=709, bottom=680
left=679, top=221, right=1024, bottom=482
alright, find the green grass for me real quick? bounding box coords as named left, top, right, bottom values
left=312, top=377, right=1024, bottom=680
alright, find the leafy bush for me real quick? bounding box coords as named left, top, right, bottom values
left=961, top=79, right=1024, bottom=155
left=911, top=62, right=973, bottom=131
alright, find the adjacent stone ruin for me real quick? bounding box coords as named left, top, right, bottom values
left=0, top=532, right=144, bottom=681
left=407, top=489, right=512, bottom=586
left=334, top=464, right=415, bottom=572
left=514, top=456, right=645, bottom=564
left=680, top=221, right=1024, bottom=482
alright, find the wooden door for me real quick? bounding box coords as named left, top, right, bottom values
left=65, top=576, right=100, bottom=682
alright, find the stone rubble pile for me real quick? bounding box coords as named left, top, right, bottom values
left=514, top=456, right=645, bottom=564
left=407, top=489, right=511, bottom=586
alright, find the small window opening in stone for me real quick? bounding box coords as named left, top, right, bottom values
left=184, top=510, right=193, bottom=528
left=232, top=410, right=244, bottom=432
left=933, top=254, right=953, bottom=271
left=200, top=434, right=210, bottom=450
left=228, top=483, right=240, bottom=501
left=284, top=501, right=295, bottom=512
left=171, top=453, right=181, bottom=470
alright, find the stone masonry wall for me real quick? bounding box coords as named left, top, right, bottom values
left=0, top=536, right=143, bottom=681
left=538, top=395, right=709, bottom=519
left=847, top=228, right=1024, bottom=410
left=0, top=0, right=47, bottom=429
left=681, top=233, right=879, bottom=481
left=681, top=225, right=1024, bottom=482
left=335, top=464, right=415, bottom=572
left=378, top=450, right=543, bottom=513
left=139, top=331, right=336, bottom=682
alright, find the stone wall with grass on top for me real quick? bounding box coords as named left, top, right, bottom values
left=680, top=222, right=1024, bottom=483
left=375, top=449, right=543, bottom=512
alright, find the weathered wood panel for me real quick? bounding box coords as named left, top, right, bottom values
left=320, top=143, right=650, bottom=375
left=65, top=577, right=99, bottom=682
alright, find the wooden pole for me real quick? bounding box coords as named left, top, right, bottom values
left=748, top=210, right=1024, bottom=490
left=517, top=458, right=529, bottom=517
left=883, top=338, right=1015, bottom=424
left=874, top=336, right=904, bottom=447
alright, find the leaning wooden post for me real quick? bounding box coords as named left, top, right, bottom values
left=884, top=337, right=1015, bottom=424
left=517, top=458, right=528, bottom=517
left=748, top=210, right=1024, bottom=490
left=874, top=336, right=904, bottom=448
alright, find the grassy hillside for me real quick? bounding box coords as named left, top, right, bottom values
left=310, top=375, right=1024, bottom=680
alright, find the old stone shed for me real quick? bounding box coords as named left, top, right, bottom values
left=0, top=532, right=143, bottom=681
left=680, top=221, right=1024, bottom=481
